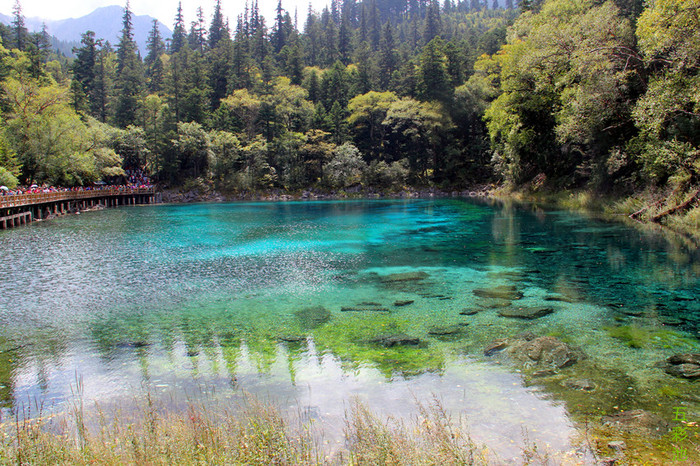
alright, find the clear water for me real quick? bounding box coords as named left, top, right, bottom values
left=0, top=199, right=698, bottom=462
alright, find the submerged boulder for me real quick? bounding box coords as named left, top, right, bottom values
left=381, top=271, right=429, bottom=283
left=428, top=324, right=468, bottom=339
left=341, top=306, right=391, bottom=313
left=562, top=378, right=597, bottom=391
left=370, top=333, right=421, bottom=347
left=394, top=300, right=415, bottom=307
left=277, top=335, right=306, bottom=343
left=484, top=339, right=508, bottom=356
left=663, top=353, right=700, bottom=379
left=601, top=409, right=670, bottom=437
left=477, top=298, right=512, bottom=309
left=295, top=306, right=331, bottom=329
left=508, top=336, right=585, bottom=370
left=473, top=285, right=523, bottom=300
left=498, top=307, right=554, bottom=320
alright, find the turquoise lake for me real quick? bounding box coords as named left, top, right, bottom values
left=0, top=199, right=698, bottom=462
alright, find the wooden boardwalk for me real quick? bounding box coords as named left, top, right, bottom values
left=0, top=187, right=157, bottom=229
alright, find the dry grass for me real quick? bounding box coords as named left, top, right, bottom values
left=345, top=397, right=488, bottom=465
left=0, top=391, right=496, bottom=466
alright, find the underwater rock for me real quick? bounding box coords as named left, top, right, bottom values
left=544, top=295, right=576, bottom=303
left=484, top=339, right=508, bottom=356
left=514, top=331, right=537, bottom=341
left=116, top=340, right=150, bottom=349
left=601, top=409, right=669, bottom=437
left=508, top=336, right=584, bottom=370
left=380, top=271, right=429, bottom=283
left=459, top=308, right=479, bottom=316
left=295, top=306, right=331, bottom=329
left=370, top=333, right=421, bottom=347
left=341, top=306, right=391, bottom=313
left=608, top=441, right=626, bottom=452
left=661, top=317, right=683, bottom=326
left=663, top=353, right=700, bottom=379
left=667, top=353, right=700, bottom=365
left=532, top=369, right=557, bottom=378
left=473, top=285, right=523, bottom=300
left=428, top=324, right=467, bottom=338
left=665, top=365, right=700, bottom=379
left=278, top=335, right=306, bottom=343
left=477, top=298, right=512, bottom=309
left=562, top=378, right=596, bottom=391
left=394, top=300, right=415, bottom=307
left=498, top=307, right=554, bottom=319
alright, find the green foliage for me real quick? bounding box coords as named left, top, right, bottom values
left=484, top=0, right=637, bottom=187
left=633, top=0, right=700, bottom=184
left=2, top=0, right=692, bottom=199
left=324, top=142, right=366, bottom=188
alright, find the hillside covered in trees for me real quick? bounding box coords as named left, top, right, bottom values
left=0, top=0, right=697, bottom=219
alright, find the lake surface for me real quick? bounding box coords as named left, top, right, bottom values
left=0, top=199, right=698, bottom=463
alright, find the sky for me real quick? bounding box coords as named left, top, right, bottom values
left=0, top=0, right=330, bottom=29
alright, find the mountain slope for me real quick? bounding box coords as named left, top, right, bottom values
left=1, top=5, right=172, bottom=54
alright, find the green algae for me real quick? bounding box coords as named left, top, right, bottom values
left=604, top=325, right=700, bottom=351
left=312, top=314, right=445, bottom=377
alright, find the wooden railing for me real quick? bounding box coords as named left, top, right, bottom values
left=0, top=187, right=155, bottom=209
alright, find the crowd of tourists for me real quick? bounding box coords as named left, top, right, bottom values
left=0, top=169, right=153, bottom=196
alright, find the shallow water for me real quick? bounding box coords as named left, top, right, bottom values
left=0, top=199, right=698, bottom=462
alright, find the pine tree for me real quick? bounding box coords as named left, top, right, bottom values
left=424, top=0, right=442, bottom=44
left=189, top=7, right=207, bottom=53
left=209, top=34, right=232, bottom=110
left=145, top=20, right=165, bottom=94
left=338, top=17, right=352, bottom=66
left=114, top=1, right=144, bottom=127
left=368, top=0, right=381, bottom=48
left=71, top=31, right=98, bottom=112
left=378, top=21, right=398, bottom=89
left=418, top=37, right=451, bottom=102
left=170, top=2, right=187, bottom=53
left=209, top=0, right=227, bottom=49
left=11, top=0, right=28, bottom=51
left=93, top=40, right=114, bottom=123
left=272, top=0, right=286, bottom=53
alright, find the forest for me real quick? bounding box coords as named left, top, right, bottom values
left=0, top=0, right=697, bottom=212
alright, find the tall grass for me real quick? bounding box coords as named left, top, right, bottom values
left=0, top=392, right=495, bottom=465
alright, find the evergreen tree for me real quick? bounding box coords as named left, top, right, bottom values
left=145, top=20, right=165, bottom=94
left=93, top=40, right=115, bottom=123
left=170, top=2, right=187, bottom=53
left=72, top=31, right=98, bottom=112
left=114, top=1, right=144, bottom=127
left=11, top=0, right=28, bottom=51
left=424, top=0, right=442, bottom=43
left=418, top=37, right=451, bottom=102
left=189, top=7, right=207, bottom=53
left=272, top=0, right=286, bottom=53
left=378, top=21, right=398, bottom=89
left=209, top=34, right=232, bottom=110
left=338, top=17, right=352, bottom=66
left=209, top=0, right=227, bottom=49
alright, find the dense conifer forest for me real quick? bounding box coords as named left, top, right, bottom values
left=0, top=0, right=697, bottom=218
